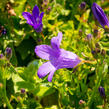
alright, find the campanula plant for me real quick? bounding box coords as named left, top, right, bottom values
left=0, top=1, right=109, bottom=109
left=92, top=3, right=109, bottom=28
left=22, top=5, right=44, bottom=32
left=35, top=32, right=81, bottom=82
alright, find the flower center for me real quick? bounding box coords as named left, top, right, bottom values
left=36, top=18, right=40, bottom=24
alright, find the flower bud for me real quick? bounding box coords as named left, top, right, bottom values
left=21, top=88, right=25, bottom=94
left=5, top=47, right=12, bottom=60
left=92, top=3, right=109, bottom=28
left=101, top=49, right=106, bottom=56
left=87, top=34, right=92, bottom=40
left=79, top=100, right=85, bottom=105
left=91, top=50, right=96, bottom=55
left=95, top=48, right=100, bottom=53
left=43, top=0, right=48, bottom=7
left=93, top=29, right=98, bottom=36
left=2, top=28, right=7, bottom=35
left=95, top=43, right=100, bottom=48
left=47, top=6, right=51, bottom=13
left=0, top=54, right=4, bottom=59
left=98, top=86, right=106, bottom=99
left=79, top=29, right=82, bottom=36
left=44, top=2, right=47, bottom=6
left=79, top=2, right=86, bottom=10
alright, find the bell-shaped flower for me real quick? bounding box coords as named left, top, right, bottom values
left=92, top=3, right=109, bottom=28
left=22, top=5, right=44, bottom=32
left=35, top=32, right=81, bottom=82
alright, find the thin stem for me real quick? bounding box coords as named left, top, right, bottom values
left=80, top=59, right=97, bottom=64
left=2, top=66, right=13, bottom=109
left=58, top=92, right=62, bottom=109
left=41, top=32, right=45, bottom=40
left=87, top=60, right=103, bottom=107
left=3, top=78, right=13, bottom=109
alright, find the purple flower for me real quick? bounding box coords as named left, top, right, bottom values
left=35, top=32, right=81, bottom=82
left=92, top=3, right=109, bottom=28
left=22, top=5, right=44, bottom=32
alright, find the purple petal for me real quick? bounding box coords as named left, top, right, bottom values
left=35, top=45, right=53, bottom=60
left=39, top=12, right=44, bottom=22
left=22, top=12, right=34, bottom=26
left=48, top=70, right=55, bottom=82
left=37, top=61, right=56, bottom=79
left=92, top=3, right=109, bottom=27
left=51, top=32, right=62, bottom=50
left=34, top=23, right=43, bottom=32
left=56, top=49, right=81, bottom=69
left=32, top=5, right=40, bottom=19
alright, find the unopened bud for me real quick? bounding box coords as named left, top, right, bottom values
left=0, top=54, right=4, bottom=59
left=79, top=2, right=86, bottom=10
left=95, top=48, right=100, bottom=53
left=2, top=29, right=7, bottom=35
left=79, top=100, right=85, bottom=105
left=95, top=43, right=100, bottom=48
left=21, top=88, right=25, bottom=94
left=79, top=29, right=82, bottom=36
left=44, top=2, right=47, bottom=6
left=43, top=0, right=48, bottom=7
left=98, top=86, right=106, bottom=99
left=101, top=49, right=106, bottom=56
left=5, top=47, right=12, bottom=60
left=47, top=6, right=51, bottom=13
left=94, top=29, right=98, bottom=37
left=91, top=50, right=96, bottom=55
left=87, top=34, right=92, bottom=40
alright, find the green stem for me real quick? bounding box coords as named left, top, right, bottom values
left=88, top=60, right=102, bottom=107
left=3, top=78, right=13, bottom=109
left=58, top=91, right=62, bottom=109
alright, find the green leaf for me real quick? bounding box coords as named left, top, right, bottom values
left=14, top=0, right=26, bottom=16
left=18, top=60, right=42, bottom=83
left=35, top=84, right=55, bottom=98
left=12, top=73, right=35, bottom=92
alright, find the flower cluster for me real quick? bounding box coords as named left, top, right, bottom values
left=22, top=3, right=108, bottom=82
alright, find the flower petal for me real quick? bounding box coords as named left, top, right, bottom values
left=34, top=23, right=43, bottom=32
left=32, top=5, right=40, bottom=19
left=39, top=12, right=44, bottom=22
left=22, top=12, right=34, bottom=26
left=92, top=3, right=109, bottom=27
left=56, top=49, right=81, bottom=69
left=37, top=61, right=56, bottom=79
left=51, top=32, right=62, bottom=50
left=48, top=70, right=55, bottom=82
left=35, top=45, right=53, bottom=60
